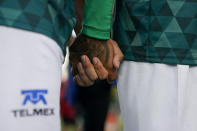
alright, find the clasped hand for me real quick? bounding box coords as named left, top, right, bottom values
left=69, top=35, right=123, bottom=87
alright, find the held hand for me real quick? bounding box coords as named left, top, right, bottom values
left=69, top=34, right=118, bottom=82
left=72, top=40, right=124, bottom=87
left=73, top=55, right=109, bottom=87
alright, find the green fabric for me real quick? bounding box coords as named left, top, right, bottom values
left=114, top=0, right=197, bottom=65
left=0, top=0, right=76, bottom=54
left=82, top=0, right=115, bottom=39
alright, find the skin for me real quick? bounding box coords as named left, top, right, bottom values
left=73, top=39, right=124, bottom=87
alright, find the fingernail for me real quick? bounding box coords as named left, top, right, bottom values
left=93, top=58, right=98, bottom=65
left=81, top=55, right=86, bottom=63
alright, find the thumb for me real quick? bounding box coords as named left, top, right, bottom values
left=110, top=39, right=124, bottom=69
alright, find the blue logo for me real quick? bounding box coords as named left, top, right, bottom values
left=21, top=90, right=48, bottom=105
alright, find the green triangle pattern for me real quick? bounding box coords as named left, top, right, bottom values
left=165, top=18, right=182, bottom=32
left=154, top=33, right=171, bottom=48
left=157, top=16, right=173, bottom=30
left=0, top=0, right=76, bottom=55
left=120, top=5, right=136, bottom=31
left=132, top=32, right=143, bottom=46
left=167, top=1, right=184, bottom=16
left=114, top=0, right=197, bottom=65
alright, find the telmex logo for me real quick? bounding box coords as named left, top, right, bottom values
left=21, top=89, right=48, bottom=105
left=12, top=89, right=55, bottom=118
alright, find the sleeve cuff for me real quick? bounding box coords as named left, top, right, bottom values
left=82, top=25, right=111, bottom=40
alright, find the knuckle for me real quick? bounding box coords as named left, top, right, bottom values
left=78, top=69, right=85, bottom=76
left=84, top=81, right=92, bottom=87
left=100, top=76, right=106, bottom=80
left=90, top=75, right=98, bottom=81
left=100, top=71, right=108, bottom=80
left=104, top=72, right=109, bottom=78
left=87, top=81, right=94, bottom=86
left=90, top=82, right=94, bottom=86
left=92, top=75, right=98, bottom=81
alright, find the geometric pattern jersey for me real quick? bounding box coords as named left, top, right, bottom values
left=114, top=0, right=197, bottom=65
left=0, top=0, right=76, bottom=54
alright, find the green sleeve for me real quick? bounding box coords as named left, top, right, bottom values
left=82, top=0, right=115, bottom=39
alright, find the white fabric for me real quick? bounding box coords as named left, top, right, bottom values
left=117, top=61, right=197, bottom=131
left=0, top=26, right=64, bottom=131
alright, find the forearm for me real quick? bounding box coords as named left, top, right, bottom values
left=82, top=0, right=115, bottom=39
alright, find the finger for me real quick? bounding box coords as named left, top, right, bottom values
left=77, top=62, right=94, bottom=86
left=110, top=39, right=124, bottom=69
left=93, top=57, right=108, bottom=80
left=73, top=75, right=86, bottom=87
left=81, top=55, right=98, bottom=81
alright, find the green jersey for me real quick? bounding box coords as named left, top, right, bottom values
left=0, top=0, right=76, bottom=54
left=113, top=0, right=197, bottom=65
left=82, top=0, right=197, bottom=65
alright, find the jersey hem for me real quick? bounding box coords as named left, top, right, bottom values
left=0, top=17, right=67, bottom=55
left=123, top=55, right=197, bottom=66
